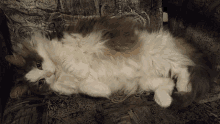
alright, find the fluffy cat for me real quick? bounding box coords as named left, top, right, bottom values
left=5, top=16, right=212, bottom=108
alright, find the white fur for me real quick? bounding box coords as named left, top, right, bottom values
left=25, top=29, right=195, bottom=108
left=24, top=35, right=56, bottom=84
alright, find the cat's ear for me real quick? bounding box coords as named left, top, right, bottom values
left=12, top=43, right=23, bottom=52
left=13, top=42, right=33, bottom=57
left=5, top=54, right=26, bottom=67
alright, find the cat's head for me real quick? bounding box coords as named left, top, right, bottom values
left=5, top=36, right=57, bottom=95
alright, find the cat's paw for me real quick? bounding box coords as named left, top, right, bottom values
left=176, top=82, right=192, bottom=93
left=10, top=85, right=28, bottom=98
left=50, top=80, right=78, bottom=95
left=154, top=90, right=172, bottom=108
left=79, top=81, right=111, bottom=98
left=176, top=68, right=192, bottom=93
left=49, top=72, right=79, bottom=95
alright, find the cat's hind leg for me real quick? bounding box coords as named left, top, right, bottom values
left=172, top=66, right=212, bottom=108
left=175, top=67, right=192, bottom=93
left=139, top=77, right=175, bottom=107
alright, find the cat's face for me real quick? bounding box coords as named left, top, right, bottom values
left=5, top=40, right=57, bottom=94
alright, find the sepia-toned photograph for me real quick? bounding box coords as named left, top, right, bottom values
left=0, top=0, right=220, bottom=123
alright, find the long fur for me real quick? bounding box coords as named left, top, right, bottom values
left=5, top=16, right=212, bottom=108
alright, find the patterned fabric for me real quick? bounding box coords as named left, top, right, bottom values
left=3, top=92, right=220, bottom=124
left=0, top=0, right=162, bottom=46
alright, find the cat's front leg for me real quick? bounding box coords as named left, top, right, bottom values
left=78, top=74, right=111, bottom=98
left=139, top=77, right=175, bottom=107
left=49, top=73, right=79, bottom=95
left=51, top=80, right=78, bottom=95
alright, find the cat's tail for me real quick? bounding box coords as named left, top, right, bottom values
left=170, top=65, right=214, bottom=109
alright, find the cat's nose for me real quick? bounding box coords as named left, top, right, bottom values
left=46, top=72, right=53, bottom=77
